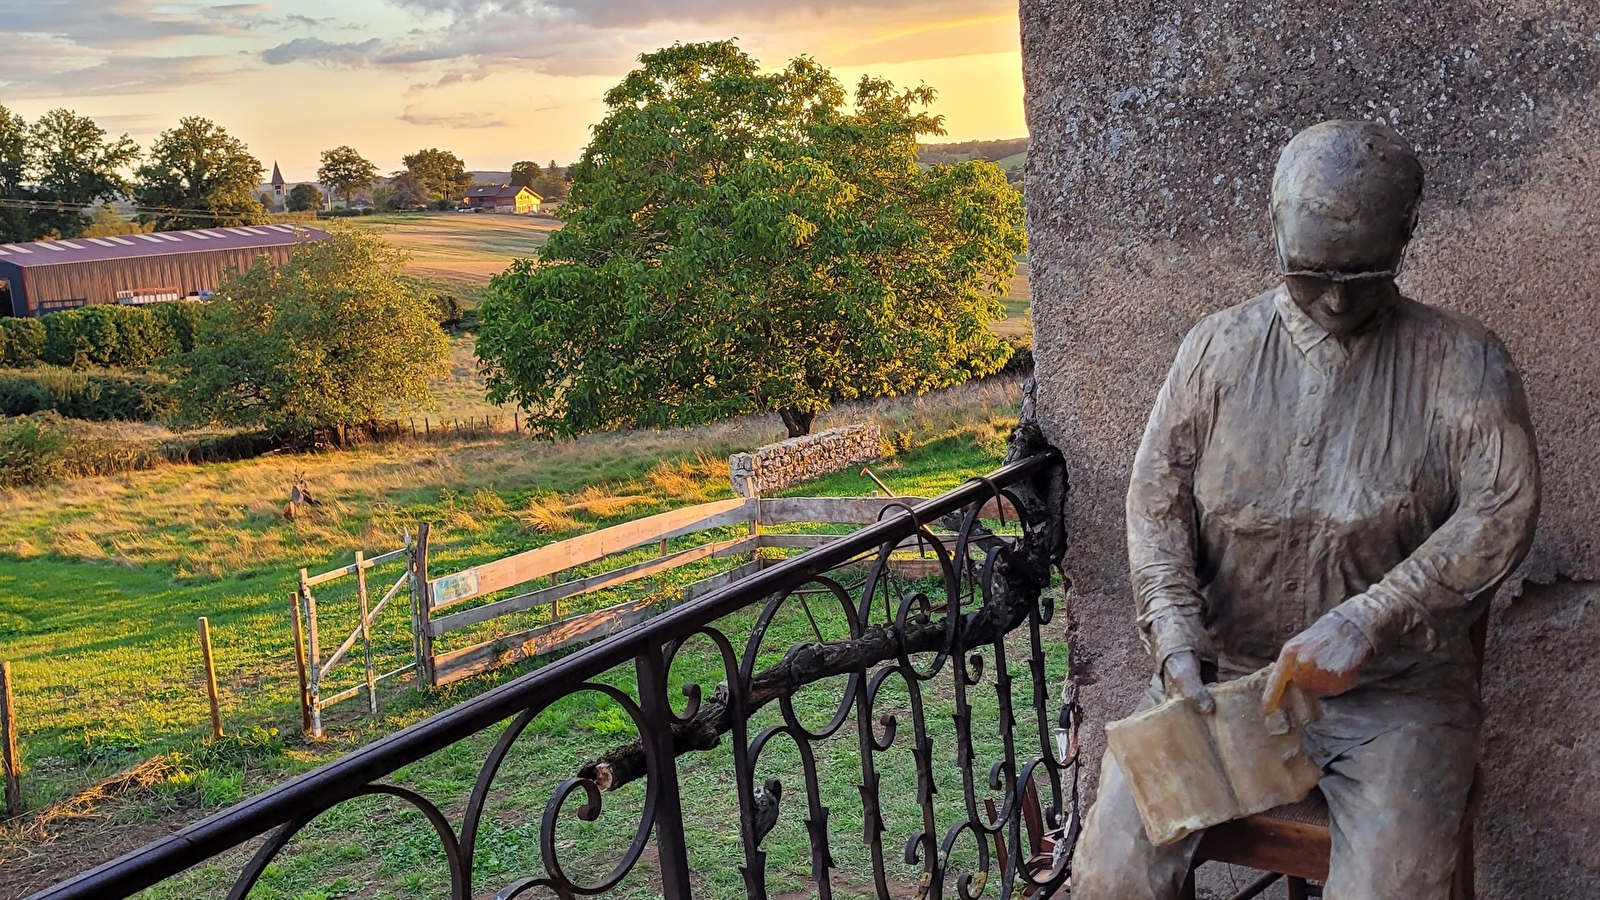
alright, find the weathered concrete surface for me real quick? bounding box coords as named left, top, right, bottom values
left=1019, top=1, right=1600, bottom=894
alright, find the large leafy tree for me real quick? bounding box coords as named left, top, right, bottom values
left=477, top=41, right=1025, bottom=437
left=0, top=105, right=33, bottom=242
left=509, top=160, right=541, bottom=188
left=171, top=230, right=449, bottom=438
left=399, top=148, right=471, bottom=203
left=317, top=145, right=379, bottom=206
left=0, top=105, right=137, bottom=241
left=134, top=117, right=266, bottom=230
left=287, top=182, right=323, bottom=212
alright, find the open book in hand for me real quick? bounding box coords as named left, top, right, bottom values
left=1105, top=667, right=1324, bottom=846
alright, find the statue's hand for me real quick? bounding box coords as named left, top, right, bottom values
left=1163, top=650, right=1215, bottom=715
left=1262, top=614, right=1374, bottom=714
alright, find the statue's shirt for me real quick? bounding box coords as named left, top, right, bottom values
left=1127, top=287, right=1539, bottom=723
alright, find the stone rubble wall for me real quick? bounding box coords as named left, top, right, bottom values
left=729, top=424, right=883, bottom=498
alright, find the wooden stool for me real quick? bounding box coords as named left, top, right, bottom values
left=1182, top=780, right=1477, bottom=900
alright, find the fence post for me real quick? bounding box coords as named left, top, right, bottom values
left=356, top=550, right=378, bottom=715
left=197, top=617, right=223, bottom=740
left=412, top=523, right=436, bottom=687
left=301, top=568, right=323, bottom=739
left=1, top=662, right=20, bottom=819
left=291, top=591, right=310, bottom=732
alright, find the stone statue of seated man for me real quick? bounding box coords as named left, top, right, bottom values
left=1070, top=120, right=1541, bottom=899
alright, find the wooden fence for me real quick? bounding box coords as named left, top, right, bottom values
left=293, top=540, right=417, bottom=739
left=415, top=494, right=1016, bottom=688
left=292, top=494, right=1016, bottom=730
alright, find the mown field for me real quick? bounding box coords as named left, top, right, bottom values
left=343, top=212, right=1032, bottom=340
left=0, top=377, right=1052, bottom=899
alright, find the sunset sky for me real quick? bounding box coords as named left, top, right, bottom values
left=0, top=1, right=1027, bottom=182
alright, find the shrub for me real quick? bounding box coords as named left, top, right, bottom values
left=37, top=304, right=188, bottom=368
left=1, top=317, right=45, bottom=366
left=998, top=336, right=1034, bottom=375
left=153, top=301, right=205, bottom=353
left=0, top=367, right=176, bottom=420
left=0, top=413, right=74, bottom=486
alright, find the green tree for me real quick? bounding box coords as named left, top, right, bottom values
left=400, top=148, right=471, bottom=203
left=287, top=182, right=322, bottom=212
left=510, top=160, right=542, bottom=188
left=171, top=230, right=449, bottom=438
left=133, top=117, right=266, bottom=230
left=30, top=109, right=138, bottom=237
left=317, top=145, right=379, bottom=206
left=374, top=171, right=427, bottom=211
left=477, top=42, right=1024, bottom=438
left=82, top=202, right=149, bottom=237
left=0, top=105, right=30, bottom=242
left=0, top=106, right=137, bottom=241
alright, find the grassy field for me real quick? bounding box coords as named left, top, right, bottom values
left=347, top=213, right=560, bottom=289
left=343, top=212, right=1032, bottom=340
left=0, top=377, right=1036, bottom=898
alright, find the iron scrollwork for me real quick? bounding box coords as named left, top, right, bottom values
left=32, top=415, right=1076, bottom=900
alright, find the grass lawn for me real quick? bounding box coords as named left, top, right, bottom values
left=0, top=378, right=1036, bottom=898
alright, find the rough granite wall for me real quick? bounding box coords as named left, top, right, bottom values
left=1018, top=1, right=1600, bottom=895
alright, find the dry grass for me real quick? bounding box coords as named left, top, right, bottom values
left=0, top=377, right=1022, bottom=580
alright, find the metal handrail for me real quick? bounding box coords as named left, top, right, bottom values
left=32, top=449, right=1067, bottom=900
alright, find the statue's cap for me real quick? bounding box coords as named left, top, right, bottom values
left=1271, top=120, right=1423, bottom=275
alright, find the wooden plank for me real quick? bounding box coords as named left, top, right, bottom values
left=677, top=558, right=764, bottom=602
left=432, top=598, right=663, bottom=686
left=1195, top=816, right=1331, bottom=881
left=757, top=496, right=1016, bottom=526
left=304, top=546, right=409, bottom=587
left=431, top=498, right=754, bottom=608
left=429, top=536, right=756, bottom=637
left=430, top=559, right=769, bottom=686
left=758, top=533, right=959, bottom=551
left=758, top=497, right=929, bottom=526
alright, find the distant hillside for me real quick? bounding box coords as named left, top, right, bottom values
left=918, top=138, right=1028, bottom=187
left=917, top=138, right=1029, bottom=167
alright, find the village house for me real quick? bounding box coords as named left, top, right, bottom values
left=462, top=183, right=541, bottom=214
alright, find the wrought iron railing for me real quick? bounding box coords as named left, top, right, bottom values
left=31, top=427, right=1075, bottom=900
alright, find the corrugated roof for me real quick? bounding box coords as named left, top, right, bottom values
left=0, top=225, right=330, bottom=267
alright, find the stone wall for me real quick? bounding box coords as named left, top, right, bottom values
left=728, top=423, right=883, bottom=498
left=1019, top=1, right=1600, bottom=894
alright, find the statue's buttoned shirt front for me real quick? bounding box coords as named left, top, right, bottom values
left=1126, top=286, right=1539, bottom=730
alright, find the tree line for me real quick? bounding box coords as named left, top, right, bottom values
left=0, top=101, right=569, bottom=238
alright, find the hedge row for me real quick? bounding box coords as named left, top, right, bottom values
left=0, top=412, right=285, bottom=487
left=0, top=303, right=204, bottom=369
left=0, top=367, right=177, bottom=421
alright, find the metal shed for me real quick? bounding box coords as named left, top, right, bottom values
left=0, top=225, right=330, bottom=317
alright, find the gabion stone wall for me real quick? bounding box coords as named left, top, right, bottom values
left=1020, top=1, right=1600, bottom=894
left=728, top=423, right=883, bottom=498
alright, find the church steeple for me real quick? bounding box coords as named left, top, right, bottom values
left=270, top=161, right=286, bottom=193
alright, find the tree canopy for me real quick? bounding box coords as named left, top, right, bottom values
left=0, top=104, right=138, bottom=242
left=510, top=160, right=542, bottom=188
left=171, top=230, right=449, bottom=438
left=317, top=146, right=379, bottom=205
left=400, top=148, right=471, bottom=203
left=287, top=182, right=323, bottom=212
left=134, top=117, right=266, bottom=230
left=476, top=41, right=1025, bottom=438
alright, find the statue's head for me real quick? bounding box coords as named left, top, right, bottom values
left=1271, top=120, right=1423, bottom=336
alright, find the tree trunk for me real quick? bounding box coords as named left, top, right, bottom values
left=778, top=408, right=815, bottom=438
